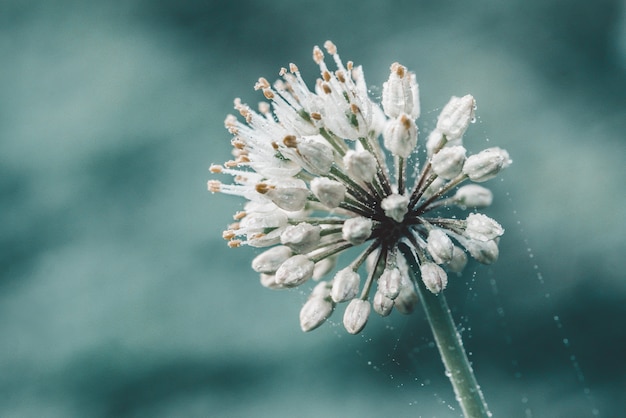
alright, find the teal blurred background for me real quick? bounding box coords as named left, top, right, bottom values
left=1, top=1, right=625, bottom=416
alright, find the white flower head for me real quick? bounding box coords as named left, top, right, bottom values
left=210, top=41, right=510, bottom=334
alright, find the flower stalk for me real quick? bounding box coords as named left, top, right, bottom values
left=400, top=244, right=491, bottom=418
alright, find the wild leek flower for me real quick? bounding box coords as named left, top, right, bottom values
left=209, top=41, right=510, bottom=417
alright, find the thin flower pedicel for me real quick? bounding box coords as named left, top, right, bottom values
left=209, top=41, right=511, bottom=335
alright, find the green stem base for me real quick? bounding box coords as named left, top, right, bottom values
left=400, top=245, right=491, bottom=418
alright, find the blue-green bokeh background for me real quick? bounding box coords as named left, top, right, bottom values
left=1, top=1, right=625, bottom=416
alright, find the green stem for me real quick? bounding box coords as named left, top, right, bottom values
left=399, top=244, right=491, bottom=418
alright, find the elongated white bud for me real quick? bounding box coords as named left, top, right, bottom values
left=343, top=299, right=371, bottom=334
left=373, top=291, right=394, bottom=316
left=431, top=145, right=467, bottom=180
left=313, top=255, right=337, bottom=280
left=420, top=262, right=448, bottom=294
left=343, top=150, right=377, bottom=183
left=465, top=213, right=504, bottom=241
left=300, top=296, right=334, bottom=332
left=296, top=136, right=335, bottom=175
left=377, top=267, right=402, bottom=299
left=275, top=254, right=315, bottom=287
left=383, top=114, right=418, bottom=158
left=394, top=284, right=418, bottom=314
left=453, top=184, right=493, bottom=208
left=310, top=177, right=346, bottom=208
left=342, top=217, right=373, bottom=245
left=252, top=245, right=293, bottom=274
left=426, top=229, right=454, bottom=264
left=448, top=246, right=468, bottom=273
left=465, top=239, right=499, bottom=264
left=382, top=62, right=420, bottom=119
left=331, top=268, right=361, bottom=303
left=436, top=94, right=475, bottom=140
left=280, top=223, right=321, bottom=253
left=426, top=129, right=446, bottom=157
left=462, top=147, right=511, bottom=182
left=381, top=193, right=409, bottom=223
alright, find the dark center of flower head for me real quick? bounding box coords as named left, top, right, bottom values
left=209, top=40, right=510, bottom=335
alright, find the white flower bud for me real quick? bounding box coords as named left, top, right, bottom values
left=280, top=223, right=321, bottom=253
left=343, top=150, right=377, bottom=183
left=448, top=246, right=468, bottom=273
left=465, top=213, right=504, bottom=241
left=382, top=62, right=420, bottom=119
left=465, top=239, right=499, bottom=264
left=260, top=273, right=283, bottom=289
left=296, top=136, right=335, bottom=175
left=420, top=262, right=448, bottom=294
left=422, top=176, right=447, bottom=199
left=246, top=226, right=285, bottom=248
left=462, top=147, right=511, bottom=182
left=275, top=254, right=315, bottom=287
left=383, top=114, right=418, bottom=158
left=426, top=129, right=446, bottom=157
left=310, top=280, right=331, bottom=298
left=381, top=193, right=409, bottom=223
left=310, top=177, right=346, bottom=208
left=431, top=145, right=467, bottom=180
left=331, top=268, right=361, bottom=303
left=436, top=94, right=476, bottom=141
left=240, top=210, right=288, bottom=231
left=313, top=255, right=337, bottom=280
left=252, top=245, right=293, bottom=274
left=373, top=291, right=394, bottom=316
left=426, top=229, right=454, bottom=264
left=300, top=296, right=334, bottom=332
left=343, top=299, right=371, bottom=334
left=394, top=284, right=419, bottom=315
left=264, top=182, right=310, bottom=212
left=342, top=216, right=373, bottom=245
left=453, top=185, right=493, bottom=208
left=377, top=267, right=402, bottom=299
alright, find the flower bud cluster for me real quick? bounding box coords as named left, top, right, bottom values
left=210, top=41, right=510, bottom=334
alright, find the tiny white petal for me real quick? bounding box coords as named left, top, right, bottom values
left=343, top=299, right=371, bottom=334
left=310, top=177, right=346, bottom=208
left=431, top=145, right=467, bottom=180
left=252, top=245, right=293, bottom=274
left=465, top=213, right=504, bottom=241
left=420, top=262, right=448, bottom=294
left=331, top=268, right=361, bottom=303
left=436, top=94, right=476, bottom=141
left=462, top=147, right=511, bottom=182
left=383, top=114, right=418, bottom=158
left=381, top=193, right=409, bottom=223
left=453, top=185, right=493, bottom=208
left=343, top=150, right=377, bottom=183
left=280, top=223, right=322, bottom=253
left=426, top=229, right=454, bottom=264
left=372, top=291, right=394, bottom=316
left=275, top=255, right=315, bottom=287
left=342, top=217, right=373, bottom=245
left=300, top=296, right=334, bottom=332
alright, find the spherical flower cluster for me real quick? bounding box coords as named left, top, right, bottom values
left=209, top=41, right=511, bottom=334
